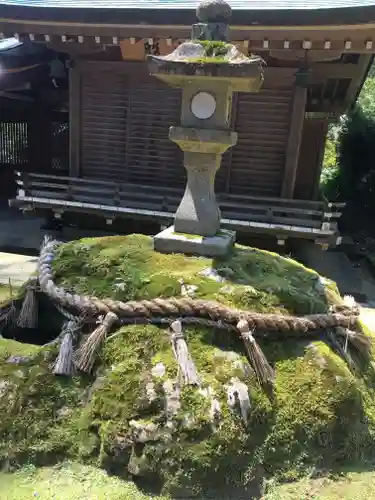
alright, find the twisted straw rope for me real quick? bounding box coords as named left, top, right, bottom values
left=37, top=238, right=360, bottom=334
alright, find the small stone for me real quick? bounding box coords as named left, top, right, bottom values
left=182, top=413, right=196, bottom=429
left=152, top=362, right=166, bottom=378
left=128, top=448, right=149, bottom=477
left=165, top=420, right=176, bottom=431
left=219, top=285, right=235, bottom=294
left=114, top=435, right=132, bottom=451
left=145, top=382, right=157, bottom=402
left=179, top=279, right=198, bottom=298
left=199, top=268, right=225, bottom=283
left=227, top=377, right=251, bottom=424
left=163, top=379, right=181, bottom=416
left=0, top=380, right=10, bottom=397
left=210, top=398, right=221, bottom=423
left=56, top=406, right=72, bottom=419
left=129, top=420, right=160, bottom=443
left=7, top=355, right=31, bottom=365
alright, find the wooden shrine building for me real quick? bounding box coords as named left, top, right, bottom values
left=1, top=0, right=375, bottom=246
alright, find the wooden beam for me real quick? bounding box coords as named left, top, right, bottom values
left=311, top=63, right=360, bottom=80
left=282, top=82, right=308, bottom=198
left=69, top=65, right=81, bottom=177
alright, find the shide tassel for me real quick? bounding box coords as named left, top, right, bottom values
left=17, top=277, right=39, bottom=329
left=53, top=320, right=82, bottom=376
left=326, top=330, right=358, bottom=374
left=170, top=319, right=200, bottom=386
left=74, top=311, right=118, bottom=373
left=336, top=326, right=372, bottom=362
left=237, top=319, right=275, bottom=387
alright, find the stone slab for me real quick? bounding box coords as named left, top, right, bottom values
left=153, top=225, right=235, bottom=257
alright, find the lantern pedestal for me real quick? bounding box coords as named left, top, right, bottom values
left=154, top=225, right=236, bottom=257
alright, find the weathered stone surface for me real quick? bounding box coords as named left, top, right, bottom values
left=169, top=127, right=237, bottom=154
left=175, top=154, right=221, bottom=236
left=191, top=22, right=230, bottom=42
left=169, top=128, right=237, bottom=237
left=153, top=226, right=235, bottom=257
left=7, top=355, right=32, bottom=365
left=196, top=0, right=232, bottom=23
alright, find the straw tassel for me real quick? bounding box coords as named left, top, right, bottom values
left=237, top=319, right=275, bottom=387
left=17, top=278, right=38, bottom=329
left=74, top=312, right=118, bottom=373
left=53, top=320, right=82, bottom=376
left=170, top=320, right=200, bottom=386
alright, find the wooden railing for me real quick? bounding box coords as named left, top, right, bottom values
left=11, top=171, right=344, bottom=243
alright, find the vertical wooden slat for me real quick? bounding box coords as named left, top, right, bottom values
left=224, top=92, right=238, bottom=194
left=124, top=87, right=131, bottom=182
left=281, top=83, right=307, bottom=198
left=69, top=65, right=81, bottom=177
left=81, top=70, right=128, bottom=180
left=229, top=88, right=293, bottom=197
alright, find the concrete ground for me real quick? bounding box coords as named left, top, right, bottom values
left=0, top=252, right=38, bottom=287
left=0, top=203, right=41, bottom=286
left=295, top=242, right=375, bottom=306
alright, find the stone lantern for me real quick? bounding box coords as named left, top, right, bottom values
left=148, top=0, right=264, bottom=256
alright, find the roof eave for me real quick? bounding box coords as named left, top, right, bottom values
left=2, top=4, right=375, bottom=27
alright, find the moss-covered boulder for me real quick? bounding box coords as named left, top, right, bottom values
left=0, top=235, right=374, bottom=497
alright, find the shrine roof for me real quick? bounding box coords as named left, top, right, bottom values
left=2, top=0, right=375, bottom=27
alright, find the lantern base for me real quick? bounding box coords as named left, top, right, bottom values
left=153, top=225, right=235, bottom=257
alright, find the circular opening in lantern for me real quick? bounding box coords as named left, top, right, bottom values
left=190, top=92, right=216, bottom=120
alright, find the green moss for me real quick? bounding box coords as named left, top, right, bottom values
left=0, top=234, right=374, bottom=496
left=193, top=40, right=231, bottom=56
left=186, top=57, right=231, bottom=64
left=52, top=234, right=332, bottom=315
left=0, top=338, right=41, bottom=360
left=172, top=232, right=202, bottom=240
left=185, top=40, right=233, bottom=63
left=172, top=230, right=230, bottom=240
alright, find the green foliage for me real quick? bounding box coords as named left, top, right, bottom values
left=0, top=235, right=374, bottom=497
left=321, top=133, right=340, bottom=200
left=320, top=65, right=375, bottom=217
left=357, top=75, right=375, bottom=121
left=193, top=40, right=231, bottom=57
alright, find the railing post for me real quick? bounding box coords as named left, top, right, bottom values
left=22, top=171, right=31, bottom=197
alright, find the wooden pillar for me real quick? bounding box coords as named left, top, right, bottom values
left=294, top=118, right=329, bottom=200
left=69, top=63, right=81, bottom=177
left=281, top=79, right=307, bottom=198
